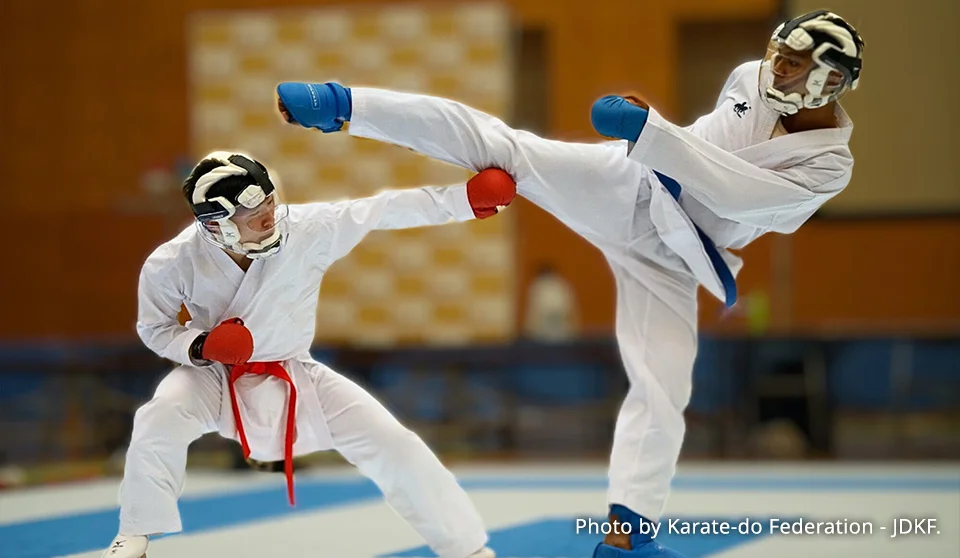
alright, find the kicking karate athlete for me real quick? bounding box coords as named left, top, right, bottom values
left=101, top=151, right=515, bottom=558
left=274, top=10, right=864, bottom=558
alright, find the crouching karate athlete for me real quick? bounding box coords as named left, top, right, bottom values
left=101, top=151, right=514, bottom=558
left=274, top=10, right=864, bottom=558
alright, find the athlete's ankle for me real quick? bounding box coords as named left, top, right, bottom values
left=606, top=506, right=633, bottom=550
left=608, top=504, right=658, bottom=550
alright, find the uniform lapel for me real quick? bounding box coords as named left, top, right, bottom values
left=220, top=258, right=266, bottom=320
left=734, top=118, right=853, bottom=169
left=204, top=241, right=245, bottom=288
left=201, top=240, right=267, bottom=321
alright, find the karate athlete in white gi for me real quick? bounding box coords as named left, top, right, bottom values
left=275, top=9, right=864, bottom=558
left=101, top=151, right=516, bottom=558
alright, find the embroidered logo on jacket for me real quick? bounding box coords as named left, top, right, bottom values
left=733, top=102, right=750, bottom=118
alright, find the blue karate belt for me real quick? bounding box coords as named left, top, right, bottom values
left=654, top=171, right=738, bottom=308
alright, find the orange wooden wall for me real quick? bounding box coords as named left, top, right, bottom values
left=3, top=0, right=957, bottom=340
left=697, top=218, right=960, bottom=336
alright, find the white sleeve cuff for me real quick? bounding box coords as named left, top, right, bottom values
left=625, top=107, right=666, bottom=164
left=173, top=328, right=206, bottom=366
left=447, top=184, right=477, bottom=221
left=347, top=87, right=387, bottom=142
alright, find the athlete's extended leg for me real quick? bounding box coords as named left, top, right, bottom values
left=102, top=365, right=223, bottom=557
left=279, top=83, right=645, bottom=247
left=317, top=369, right=490, bottom=558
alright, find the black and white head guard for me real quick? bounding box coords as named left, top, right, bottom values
left=183, top=151, right=289, bottom=259
left=759, top=10, right=865, bottom=115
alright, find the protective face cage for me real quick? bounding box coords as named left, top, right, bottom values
left=189, top=152, right=289, bottom=259
left=758, top=10, right=865, bottom=115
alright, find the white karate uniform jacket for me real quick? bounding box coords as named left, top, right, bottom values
left=628, top=60, right=854, bottom=304
left=345, top=59, right=855, bottom=520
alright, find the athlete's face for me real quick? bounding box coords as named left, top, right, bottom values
left=765, top=43, right=845, bottom=98
left=200, top=194, right=282, bottom=246
left=233, top=195, right=278, bottom=243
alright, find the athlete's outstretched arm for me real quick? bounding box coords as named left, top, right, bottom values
left=305, top=185, right=466, bottom=263
left=301, top=168, right=515, bottom=263
left=277, top=83, right=645, bottom=245
left=631, top=107, right=845, bottom=232
left=592, top=96, right=848, bottom=233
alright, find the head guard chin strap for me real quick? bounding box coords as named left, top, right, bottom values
left=760, top=10, right=865, bottom=115
left=190, top=151, right=285, bottom=259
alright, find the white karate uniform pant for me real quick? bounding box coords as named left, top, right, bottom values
left=116, top=365, right=488, bottom=558
left=604, top=259, right=699, bottom=523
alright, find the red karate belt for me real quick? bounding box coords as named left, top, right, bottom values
left=228, top=361, right=298, bottom=506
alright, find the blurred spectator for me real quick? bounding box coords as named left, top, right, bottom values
left=751, top=419, right=810, bottom=460
left=0, top=451, right=26, bottom=489
left=523, top=264, right=579, bottom=342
